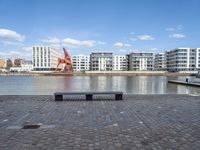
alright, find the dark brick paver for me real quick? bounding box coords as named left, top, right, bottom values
left=0, top=95, right=199, bottom=149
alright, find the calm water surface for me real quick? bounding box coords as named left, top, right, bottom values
left=0, top=76, right=200, bottom=95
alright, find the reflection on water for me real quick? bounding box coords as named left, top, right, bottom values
left=0, top=75, right=200, bottom=95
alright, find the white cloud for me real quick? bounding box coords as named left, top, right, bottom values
left=41, top=37, right=60, bottom=44
left=166, top=28, right=175, bottom=31
left=166, top=25, right=184, bottom=31
left=138, top=35, right=155, bottom=40
left=177, top=25, right=184, bottom=30
left=114, top=42, right=123, bottom=47
left=124, top=44, right=131, bottom=47
left=0, top=28, right=25, bottom=45
left=114, top=42, right=131, bottom=47
left=130, top=38, right=137, bottom=41
left=97, top=41, right=106, bottom=45
left=41, top=37, right=101, bottom=48
left=150, top=48, right=158, bottom=51
left=23, top=47, right=33, bottom=52
left=119, top=49, right=128, bottom=52
left=62, top=38, right=96, bottom=48
left=169, top=33, right=186, bottom=38
left=0, top=50, right=31, bottom=59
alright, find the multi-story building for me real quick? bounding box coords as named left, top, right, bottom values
left=113, top=55, right=127, bottom=70
left=14, top=58, right=24, bottom=67
left=32, top=46, right=62, bottom=71
left=127, top=52, right=154, bottom=71
left=72, top=55, right=90, bottom=71
left=10, top=64, right=33, bottom=72
left=0, top=59, right=6, bottom=69
left=90, top=52, right=113, bottom=71
left=166, top=48, right=200, bottom=72
left=154, top=53, right=166, bottom=70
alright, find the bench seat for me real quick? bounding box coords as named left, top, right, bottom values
left=54, top=91, right=123, bottom=101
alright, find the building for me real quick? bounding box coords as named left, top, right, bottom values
left=127, top=52, right=154, bottom=71
left=113, top=55, right=127, bottom=70
left=32, top=46, right=62, bottom=71
left=14, top=58, right=24, bottom=67
left=166, top=48, right=200, bottom=72
left=154, top=53, right=166, bottom=70
left=72, top=55, right=90, bottom=72
left=6, top=59, right=13, bottom=69
left=10, top=64, right=33, bottom=72
left=0, top=59, right=6, bottom=69
left=90, top=52, right=113, bottom=71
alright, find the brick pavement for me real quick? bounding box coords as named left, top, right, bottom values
left=0, top=95, right=199, bottom=150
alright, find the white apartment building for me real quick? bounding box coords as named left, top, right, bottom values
left=90, top=52, right=113, bottom=71
left=166, top=48, right=200, bottom=72
left=10, top=64, right=33, bottom=72
left=154, top=53, right=166, bottom=70
left=32, top=46, right=62, bottom=71
left=113, top=56, right=127, bottom=70
left=72, top=55, right=90, bottom=71
left=127, top=52, right=154, bottom=71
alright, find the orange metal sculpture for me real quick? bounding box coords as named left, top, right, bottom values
left=56, top=48, right=73, bottom=72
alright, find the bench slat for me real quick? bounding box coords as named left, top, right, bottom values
left=55, top=91, right=123, bottom=95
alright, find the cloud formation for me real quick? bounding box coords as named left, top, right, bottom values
left=41, top=37, right=106, bottom=49
left=169, top=33, right=186, bottom=38
left=137, top=35, right=155, bottom=40
left=0, top=50, right=31, bottom=59
left=114, top=42, right=131, bottom=47
left=166, top=25, right=184, bottom=31
left=62, top=38, right=96, bottom=48
left=0, top=28, right=25, bottom=45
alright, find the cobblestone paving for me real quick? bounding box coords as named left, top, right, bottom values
left=0, top=95, right=200, bottom=150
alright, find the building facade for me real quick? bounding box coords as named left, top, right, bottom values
left=166, top=48, right=200, bottom=72
left=72, top=55, right=90, bottom=71
left=14, top=58, right=24, bottom=67
left=154, top=53, right=166, bottom=70
left=113, top=55, right=127, bottom=70
left=0, top=59, right=6, bottom=69
left=32, top=46, right=62, bottom=71
left=10, top=64, right=33, bottom=72
left=90, top=52, right=113, bottom=71
left=127, top=52, right=154, bottom=71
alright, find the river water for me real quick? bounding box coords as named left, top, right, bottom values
left=0, top=76, right=200, bottom=95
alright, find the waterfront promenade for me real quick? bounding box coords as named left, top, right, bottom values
left=0, top=95, right=199, bottom=149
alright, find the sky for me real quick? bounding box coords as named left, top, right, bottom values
left=0, top=0, right=200, bottom=59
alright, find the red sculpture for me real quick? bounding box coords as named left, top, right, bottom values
left=56, top=48, right=73, bottom=72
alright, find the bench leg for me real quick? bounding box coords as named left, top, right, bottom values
left=86, top=94, right=93, bottom=100
left=115, top=94, right=123, bottom=100
left=55, top=95, right=63, bottom=101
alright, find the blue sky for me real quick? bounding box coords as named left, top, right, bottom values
left=0, top=0, right=200, bottom=59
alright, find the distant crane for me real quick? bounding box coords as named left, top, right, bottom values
left=56, top=48, right=73, bottom=73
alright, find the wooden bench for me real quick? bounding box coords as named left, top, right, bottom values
left=54, top=91, right=123, bottom=101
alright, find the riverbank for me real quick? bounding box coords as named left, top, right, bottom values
left=0, top=71, right=197, bottom=76
left=0, top=94, right=199, bottom=149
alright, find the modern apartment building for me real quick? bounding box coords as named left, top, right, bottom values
left=154, top=53, right=166, bottom=70
left=166, top=48, right=200, bottom=72
left=32, top=46, right=62, bottom=71
left=90, top=52, right=113, bottom=71
left=127, top=52, right=154, bottom=71
left=113, top=55, right=127, bottom=70
left=72, top=55, right=90, bottom=71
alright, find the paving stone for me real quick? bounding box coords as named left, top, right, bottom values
left=0, top=94, right=199, bottom=149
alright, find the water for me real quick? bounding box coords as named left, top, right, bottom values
left=0, top=75, right=200, bottom=95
